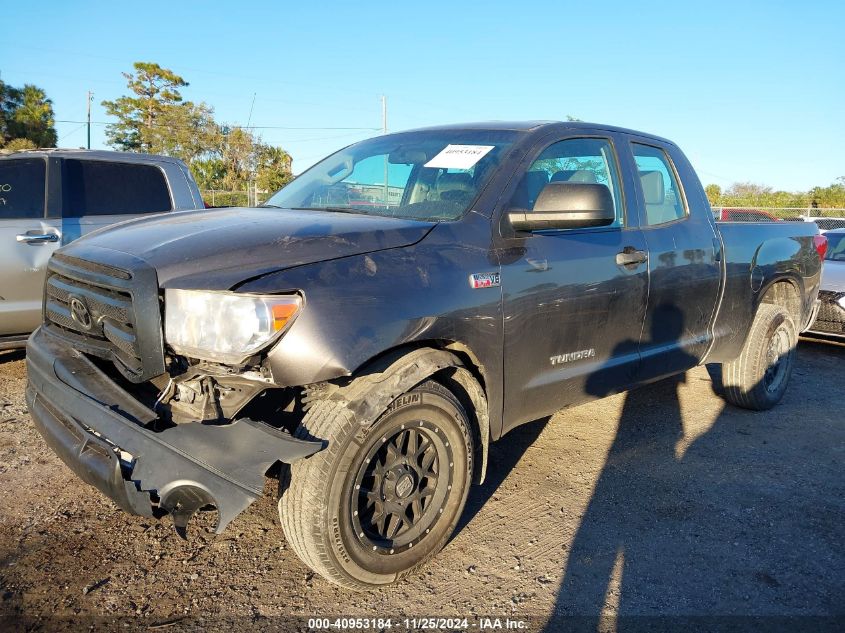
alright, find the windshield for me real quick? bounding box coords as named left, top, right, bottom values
left=826, top=233, right=845, bottom=261
left=264, top=129, right=520, bottom=221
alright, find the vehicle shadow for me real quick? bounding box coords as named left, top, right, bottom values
left=541, top=315, right=844, bottom=630
left=0, top=349, right=25, bottom=364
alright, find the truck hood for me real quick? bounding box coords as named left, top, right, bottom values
left=821, top=260, right=845, bottom=293
left=62, top=207, right=435, bottom=289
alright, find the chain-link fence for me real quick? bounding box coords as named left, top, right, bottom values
left=713, top=207, right=845, bottom=231
left=198, top=192, right=845, bottom=232
left=201, top=189, right=270, bottom=208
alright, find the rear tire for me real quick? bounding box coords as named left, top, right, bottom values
left=279, top=379, right=473, bottom=590
left=710, top=303, right=797, bottom=410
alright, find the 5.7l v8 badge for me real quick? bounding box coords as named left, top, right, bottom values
left=469, top=272, right=501, bottom=289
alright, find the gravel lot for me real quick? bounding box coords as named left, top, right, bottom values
left=0, top=340, right=843, bottom=631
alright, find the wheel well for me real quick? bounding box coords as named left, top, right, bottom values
left=431, top=364, right=488, bottom=485
left=760, top=280, right=802, bottom=326
left=351, top=340, right=487, bottom=390
left=345, top=341, right=491, bottom=484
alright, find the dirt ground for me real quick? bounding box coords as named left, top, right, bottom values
left=0, top=340, right=843, bottom=632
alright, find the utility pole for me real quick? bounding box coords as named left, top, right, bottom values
left=381, top=95, right=388, bottom=206
left=381, top=94, right=387, bottom=135
left=247, top=92, right=257, bottom=206
left=86, top=91, right=93, bottom=149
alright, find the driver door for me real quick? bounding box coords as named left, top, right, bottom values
left=500, top=134, right=649, bottom=431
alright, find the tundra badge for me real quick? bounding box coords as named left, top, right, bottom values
left=550, top=349, right=596, bottom=365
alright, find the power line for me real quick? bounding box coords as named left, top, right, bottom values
left=3, top=42, right=385, bottom=99
left=54, top=124, right=370, bottom=147
left=58, top=122, right=88, bottom=142
left=245, top=92, right=257, bottom=129
left=53, top=119, right=379, bottom=131
left=281, top=130, right=374, bottom=144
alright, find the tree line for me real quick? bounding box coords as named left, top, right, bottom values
left=705, top=179, right=845, bottom=209
left=102, top=62, right=293, bottom=197
left=0, top=78, right=57, bottom=150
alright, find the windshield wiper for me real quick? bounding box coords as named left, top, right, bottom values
left=290, top=206, right=364, bottom=215
left=260, top=204, right=284, bottom=208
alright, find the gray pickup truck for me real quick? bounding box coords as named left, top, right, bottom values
left=0, top=149, right=203, bottom=349
left=25, top=122, right=825, bottom=589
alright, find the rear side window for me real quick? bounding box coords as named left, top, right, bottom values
left=63, top=160, right=172, bottom=217
left=631, top=143, right=686, bottom=226
left=0, top=158, right=46, bottom=219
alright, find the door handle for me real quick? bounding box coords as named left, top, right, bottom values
left=16, top=233, right=59, bottom=244
left=616, top=247, right=648, bottom=266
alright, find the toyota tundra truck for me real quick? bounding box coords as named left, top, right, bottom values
left=25, top=121, right=826, bottom=589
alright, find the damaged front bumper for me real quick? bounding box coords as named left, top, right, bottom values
left=25, top=327, right=322, bottom=533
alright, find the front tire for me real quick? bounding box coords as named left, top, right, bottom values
left=710, top=303, right=797, bottom=410
left=279, top=380, right=474, bottom=590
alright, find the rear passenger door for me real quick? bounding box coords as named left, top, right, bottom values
left=500, top=134, right=649, bottom=431
left=627, top=139, right=721, bottom=381
left=0, top=157, right=62, bottom=336
left=59, top=159, right=174, bottom=242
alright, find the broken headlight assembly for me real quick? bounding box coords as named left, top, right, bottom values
left=164, top=289, right=302, bottom=364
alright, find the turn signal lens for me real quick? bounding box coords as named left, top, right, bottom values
left=272, top=303, right=300, bottom=331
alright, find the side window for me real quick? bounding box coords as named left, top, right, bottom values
left=631, top=143, right=686, bottom=226
left=63, top=160, right=172, bottom=217
left=0, top=158, right=46, bottom=220
left=510, top=137, right=624, bottom=227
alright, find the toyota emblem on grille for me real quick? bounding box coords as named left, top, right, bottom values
left=69, top=296, right=93, bottom=330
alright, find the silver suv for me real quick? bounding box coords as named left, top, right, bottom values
left=0, top=150, right=203, bottom=349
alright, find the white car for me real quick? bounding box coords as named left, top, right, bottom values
left=802, top=215, right=845, bottom=231
left=807, top=228, right=845, bottom=338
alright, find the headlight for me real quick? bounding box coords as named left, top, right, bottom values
left=164, top=289, right=302, bottom=364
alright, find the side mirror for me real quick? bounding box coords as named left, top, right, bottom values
left=508, top=182, right=616, bottom=231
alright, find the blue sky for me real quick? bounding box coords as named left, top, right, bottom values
left=2, top=0, right=843, bottom=191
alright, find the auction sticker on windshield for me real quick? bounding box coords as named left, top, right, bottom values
left=425, top=144, right=495, bottom=169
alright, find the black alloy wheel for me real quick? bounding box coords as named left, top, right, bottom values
left=351, top=422, right=454, bottom=554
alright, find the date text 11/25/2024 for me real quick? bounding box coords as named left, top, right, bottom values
left=308, top=617, right=529, bottom=630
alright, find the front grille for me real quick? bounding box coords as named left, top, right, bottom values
left=43, top=250, right=165, bottom=382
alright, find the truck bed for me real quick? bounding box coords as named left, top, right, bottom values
left=707, top=220, right=822, bottom=362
